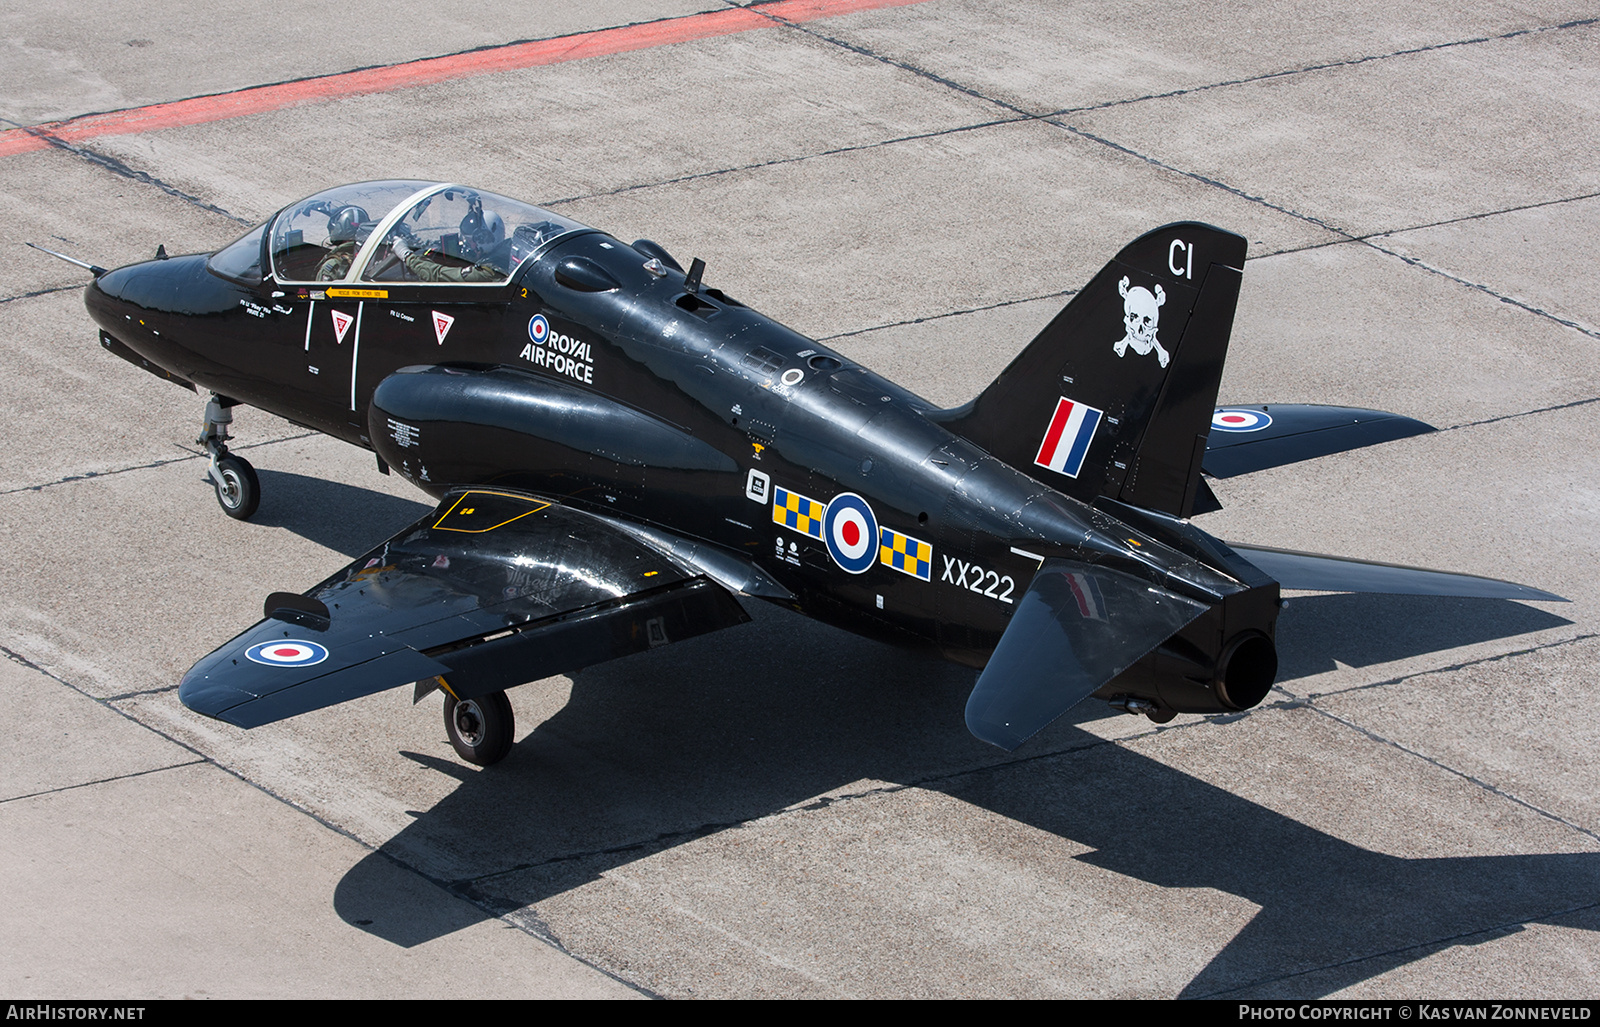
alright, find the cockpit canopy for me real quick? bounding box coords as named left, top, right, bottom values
left=206, top=181, right=587, bottom=286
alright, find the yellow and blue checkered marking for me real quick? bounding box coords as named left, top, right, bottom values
left=773, top=486, right=825, bottom=539
left=879, top=527, right=933, bottom=581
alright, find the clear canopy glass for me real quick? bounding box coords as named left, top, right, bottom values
left=236, top=182, right=586, bottom=287
left=356, top=185, right=585, bottom=285
left=268, top=181, right=433, bottom=284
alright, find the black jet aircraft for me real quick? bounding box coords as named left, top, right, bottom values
left=69, top=180, right=1564, bottom=766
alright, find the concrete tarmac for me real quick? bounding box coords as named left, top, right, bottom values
left=1, top=0, right=1596, bottom=1000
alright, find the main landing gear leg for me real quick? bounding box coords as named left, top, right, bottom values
left=199, top=393, right=259, bottom=520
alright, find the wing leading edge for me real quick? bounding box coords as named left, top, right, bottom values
left=179, top=489, right=749, bottom=728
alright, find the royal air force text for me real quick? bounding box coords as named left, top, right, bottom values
left=520, top=330, right=594, bottom=384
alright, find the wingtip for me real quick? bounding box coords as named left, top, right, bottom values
left=963, top=704, right=1025, bottom=752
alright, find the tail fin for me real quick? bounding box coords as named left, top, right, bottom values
left=935, top=223, right=1246, bottom=519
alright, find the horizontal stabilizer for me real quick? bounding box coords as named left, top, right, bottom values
left=1227, top=543, right=1566, bottom=601
left=965, top=560, right=1208, bottom=750
left=180, top=489, right=749, bottom=727
left=1204, top=405, right=1434, bottom=478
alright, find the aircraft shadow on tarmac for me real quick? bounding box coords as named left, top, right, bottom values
left=250, top=468, right=432, bottom=556
left=1273, top=592, right=1571, bottom=683
left=323, top=572, right=1584, bottom=996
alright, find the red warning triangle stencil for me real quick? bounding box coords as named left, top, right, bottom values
left=432, top=310, right=455, bottom=345
left=330, top=309, right=354, bottom=344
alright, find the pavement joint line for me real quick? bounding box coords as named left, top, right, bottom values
left=815, top=287, right=1078, bottom=341
left=792, top=183, right=1600, bottom=344
left=1052, top=121, right=1355, bottom=238
left=810, top=216, right=1475, bottom=340
left=1362, top=188, right=1600, bottom=240
left=0, top=431, right=319, bottom=497
left=0, top=642, right=238, bottom=777
left=1245, top=188, right=1600, bottom=262
left=806, top=206, right=1481, bottom=338
left=1042, top=121, right=1600, bottom=344
left=2, top=641, right=94, bottom=690
left=1275, top=641, right=1600, bottom=847
left=1358, top=237, right=1600, bottom=340
left=735, top=0, right=1043, bottom=120
left=541, top=114, right=1030, bottom=207
left=33, top=132, right=249, bottom=226
left=0, top=759, right=208, bottom=807
left=730, top=156, right=1598, bottom=345
left=1040, top=17, right=1598, bottom=120
left=546, top=10, right=1594, bottom=240
left=228, top=768, right=656, bottom=996
left=104, top=684, right=181, bottom=701
left=1441, top=396, right=1600, bottom=432
left=0, top=0, right=937, bottom=157
left=0, top=283, right=83, bottom=306
left=1276, top=632, right=1598, bottom=706
left=2, top=630, right=650, bottom=993
left=493, top=910, right=664, bottom=1000
left=1195, top=898, right=1600, bottom=999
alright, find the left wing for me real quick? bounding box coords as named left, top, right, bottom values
left=179, top=489, right=749, bottom=728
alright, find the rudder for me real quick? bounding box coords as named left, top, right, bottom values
left=934, top=223, right=1247, bottom=519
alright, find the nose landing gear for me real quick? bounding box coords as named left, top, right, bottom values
left=199, top=394, right=259, bottom=520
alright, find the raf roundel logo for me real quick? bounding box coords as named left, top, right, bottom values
left=245, top=640, right=330, bottom=668
left=1212, top=408, right=1273, bottom=433
left=528, top=314, right=550, bottom=344
left=823, top=492, right=879, bottom=575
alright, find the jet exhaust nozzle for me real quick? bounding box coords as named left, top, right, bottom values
left=1214, top=630, right=1277, bottom=711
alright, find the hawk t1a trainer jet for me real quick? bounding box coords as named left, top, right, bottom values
left=73, top=180, right=1564, bottom=766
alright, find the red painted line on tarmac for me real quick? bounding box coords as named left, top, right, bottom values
left=0, top=0, right=929, bottom=159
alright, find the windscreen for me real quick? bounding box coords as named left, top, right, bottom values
left=205, top=222, right=268, bottom=283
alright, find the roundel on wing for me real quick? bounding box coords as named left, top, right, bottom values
left=1211, top=408, right=1273, bottom=432
left=823, top=492, right=878, bottom=575
left=528, top=314, right=550, bottom=343
left=245, top=640, right=330, bottom=667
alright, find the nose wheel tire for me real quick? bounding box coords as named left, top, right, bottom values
left=443, top=690, right=514, bottom=766
left=213, top=454, right=260, bottom=521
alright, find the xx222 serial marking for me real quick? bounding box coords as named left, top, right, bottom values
left=941, top=556, right=1015, bottom=604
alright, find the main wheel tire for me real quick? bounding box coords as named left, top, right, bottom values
left=213, top=454, right=260, bottom=520
left=443, top=691, right=514, bottom=766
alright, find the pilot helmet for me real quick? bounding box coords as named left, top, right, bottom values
left=460, top=209, right=505, bottom=257
left=327, top=205, right=369, bottom=245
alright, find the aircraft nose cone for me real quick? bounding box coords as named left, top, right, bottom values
left=91, top=264, right=131, bottom=301
left=85, top=260, right=176, bottom=330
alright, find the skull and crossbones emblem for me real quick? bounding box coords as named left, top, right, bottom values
left=1112, top=276, right=1169, bottom=368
